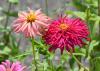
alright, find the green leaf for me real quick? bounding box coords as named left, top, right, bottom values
left=2, top=10, right=18, bottom=17
left=8, top=0, right=19, bottom=4
left=9, top=51, right=31, bottom=60
left=0, top=47, right=11, bottom=55
left=90, top=57, right=100, bottom=71
left=0, top=26, right=10, bottom=33
left=66, top=11, right=86, bottom=20
left=56, top=65, right=64, bottom=71
left=89, top=40, right=99, bottom=54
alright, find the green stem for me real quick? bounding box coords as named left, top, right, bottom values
left=50, top=60, right=55, bottom=71
left=73, top=53, right=85, bottom=56
left=67, top=51, right=89, bottom=71
left=45, top=0, right=48, bottom=15
left=3, top=2, right=12, bottom=46
left=72, top=54, right=89, bottom=71
left=31, top=39, right=38, bottom=71
left=98, top=0, right=100, bottom=41
left=85, top=8, right=91, bottom=58
left=98, top=0, right=100, bottom=16
left=4, top=2, right=12, bottom=29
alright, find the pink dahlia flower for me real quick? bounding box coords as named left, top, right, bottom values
left=0, top=60, right=25, bottom=71
left=43, top=16, right=90, bottom=53
left=12, top=8, right=51, bottom=37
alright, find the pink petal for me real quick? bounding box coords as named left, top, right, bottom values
left=32, top=23, right=41, bottom=35
left=6, top=60, right=11, bottom=68
left=35, top=9, right=42, bottom=15
left=18, top=11, right=27, bottom=18
left=35, top=20, right=48, bottom=27
left=13, top=18, right=26, bottom=24
left=11, top=63, right=16, bottom=71
left=0, top=65, right=6, bottom=71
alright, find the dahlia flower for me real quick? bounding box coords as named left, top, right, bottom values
left=12, top=8, right=51, bottom=37
left=0, top=60, right=25, bottom=71
left=44, top=16, right=89, bottom=53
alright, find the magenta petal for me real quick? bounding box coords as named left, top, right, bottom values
left=44, top=16, right=89, bottom=53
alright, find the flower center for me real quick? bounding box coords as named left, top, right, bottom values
left=59, top=23, right=69, bottom=30
left=27, top=11, right=36, bottom=23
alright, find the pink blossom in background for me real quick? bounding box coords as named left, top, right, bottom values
left=0, top=60, right=25, bottom=71
left=12, top=8, right=51, bottom=38
left=43, top=16, right=90, bottom=53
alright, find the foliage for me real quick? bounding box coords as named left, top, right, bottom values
left=0, top=0, right=100, bottom=71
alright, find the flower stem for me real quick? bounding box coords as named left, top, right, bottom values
left=85, top=8, right=91, bottom=58
left=31, top=38, right=38, bottom=71
left=98, top=0, right=100, bottom=41
left=51, top=61, right=55, bottom=71
left=4, top=2, right=12, bottom=29
left=45, top=0, right=48, bottom=15
left=67, top=51, right=89, bottom=71
left=72, top=55, right=89, bottom=71
left=3, top=1, right=12, bottom=46
left=98, top=0, right=100, bottom=15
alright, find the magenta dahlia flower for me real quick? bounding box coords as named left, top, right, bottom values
left=44, top=16, right=89, bottom=53
left=0, top=60, right=25, bottom=71
left=12, top=8, right=51, bottom=37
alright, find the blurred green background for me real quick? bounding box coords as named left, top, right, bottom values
left=0, top=0, right=100, bottom=71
